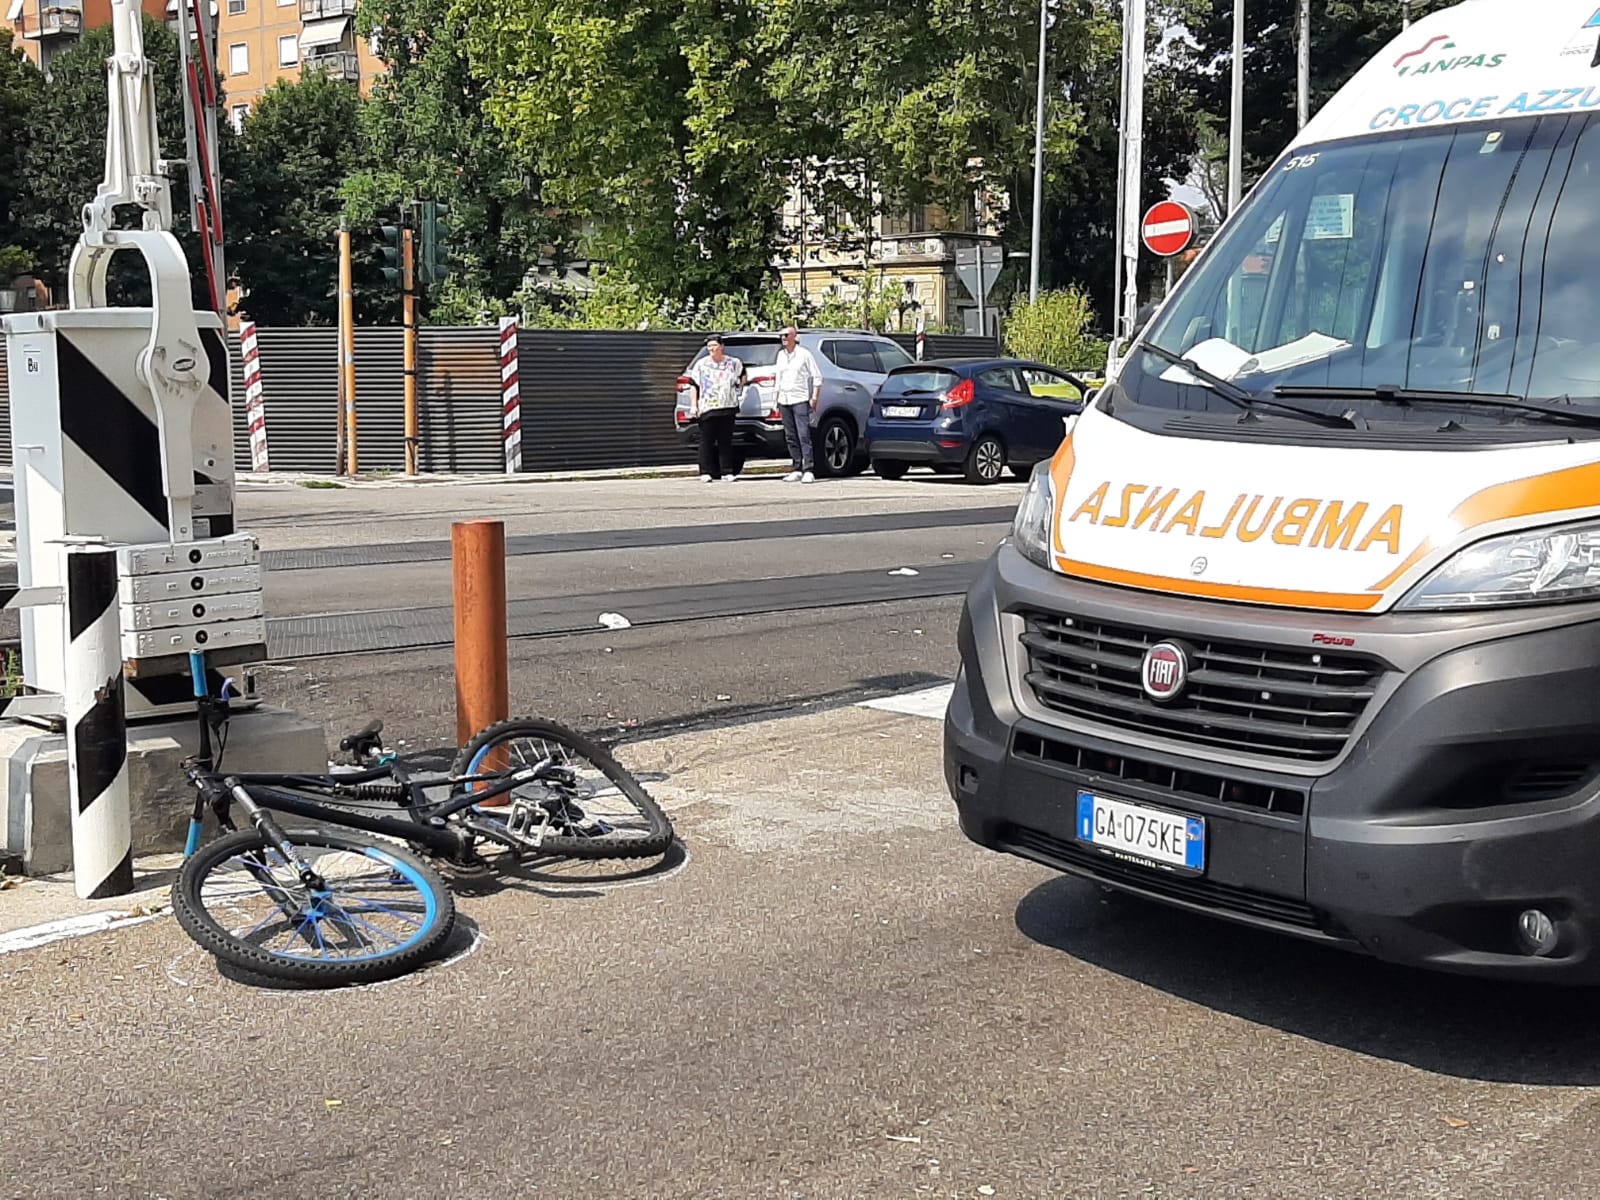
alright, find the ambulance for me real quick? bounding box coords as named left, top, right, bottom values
left=946, top=0, right=1600, bottom=980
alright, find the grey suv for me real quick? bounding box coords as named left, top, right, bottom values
left=673, top=330, right=915, bottom=477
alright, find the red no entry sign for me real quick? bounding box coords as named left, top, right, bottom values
left=1142, top=201, right=1195, bottom=257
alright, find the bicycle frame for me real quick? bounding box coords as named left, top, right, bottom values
left=183, top=650, right=538, bottom=864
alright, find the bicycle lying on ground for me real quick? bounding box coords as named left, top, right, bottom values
left=171, top=651, right=673, bottom=986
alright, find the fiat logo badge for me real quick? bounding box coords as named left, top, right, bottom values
left=1141, top=641, right=1189, bottom=702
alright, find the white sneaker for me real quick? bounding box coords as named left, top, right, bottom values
left=700, top=474, right=715, bottom=483
left=721, top=474, right=738, bottom=483
left=782, top=471, right=802, bottom=482
left=800, top=471, right=815, bottom=484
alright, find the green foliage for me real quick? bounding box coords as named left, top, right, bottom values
left=0, top=31, right=41, bottom=273
left=0, top=245, right=32, bottom=279
left=227, top=73, right=374, bottom=325
left=351, top=0, right=558, bottom=314
left=516, top=267, right=793, bottom=332
left=1004, top=287, right=1105, bottom=371
left=459, top=2, right=787, bottom=301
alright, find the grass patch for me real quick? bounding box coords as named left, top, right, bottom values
left=299, top=479, right=346, bottom=489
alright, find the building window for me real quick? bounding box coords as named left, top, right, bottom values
left=227, top=0, right=244, bottom=13
left=229, top=103, right=248, bottom=133
left=228, top=42, right=248, bottom=74
left=277, top=33, right=297, bottom=65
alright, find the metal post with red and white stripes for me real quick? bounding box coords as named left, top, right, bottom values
left=499, top=316, right=522, bottom=474
left=240, top=320, right=269, bottom=472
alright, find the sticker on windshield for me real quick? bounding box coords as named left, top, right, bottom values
left=1306, top=194, right=1354, bottom=240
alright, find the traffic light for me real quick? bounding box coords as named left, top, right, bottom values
left=419, top=200, right=458, bottom=287
left=379, top=221, right=404, bottom=289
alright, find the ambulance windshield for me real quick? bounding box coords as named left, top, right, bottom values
left=1128, top=114, right=1600, bottom=421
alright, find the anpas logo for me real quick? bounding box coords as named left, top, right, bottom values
left=1560, top=8, right=1600, bottom=58
left=1393, top=35, right=1504, bottom=76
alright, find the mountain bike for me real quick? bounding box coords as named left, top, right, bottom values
left=172, top=651, right=673, bottom=986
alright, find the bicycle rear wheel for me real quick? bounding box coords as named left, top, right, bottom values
left=452, top=718, right=673, bottom=860
left=172, top=828, right=456, bottom=986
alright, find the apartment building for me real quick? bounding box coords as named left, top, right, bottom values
left=3, top=0, right=164, bottom=71
left=216, top=0, right=381, bottom=128
left=773, top=177, right=1008, bottom=336
left=0, top=0, right=381, bottom=126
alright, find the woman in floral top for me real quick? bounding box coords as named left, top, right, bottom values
left=687, top=334, right=746, bottom=482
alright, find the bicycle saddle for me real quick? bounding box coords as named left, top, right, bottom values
left=339, top=719, right=384, bottom=755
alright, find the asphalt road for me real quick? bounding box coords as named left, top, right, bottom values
left=6, top=472, right=1598, bottom=1198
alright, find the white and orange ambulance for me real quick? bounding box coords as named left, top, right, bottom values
left=947, top=0, right=1600, bottom=980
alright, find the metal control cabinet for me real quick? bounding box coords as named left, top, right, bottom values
left=5, top=307, right=262, bottom=718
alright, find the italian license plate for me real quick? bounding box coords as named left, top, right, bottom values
left=882, top=405, right=921, bottom=418
left=1075, top=790, right=1205, bottom=873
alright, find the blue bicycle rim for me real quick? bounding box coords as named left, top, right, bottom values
left=249, top=844, right=439, bottom=964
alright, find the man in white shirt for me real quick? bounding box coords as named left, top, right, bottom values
left=774, top=325, right=823, bottom=482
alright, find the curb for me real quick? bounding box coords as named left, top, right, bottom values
left=240, top=463, right=797, bottom=489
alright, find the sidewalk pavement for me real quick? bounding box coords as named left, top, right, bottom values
left=240, top=461, right=794, bottom=489
left=0, top=685, right=955, bottom=949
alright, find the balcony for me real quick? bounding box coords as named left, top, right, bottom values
left=20, top=4, right=83, bottom=39
left=299, top=0, right=356, bottom=17
left=301, top=48, right=359, bottom=82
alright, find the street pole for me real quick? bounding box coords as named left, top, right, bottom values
left=1111, top=6, right=1127, bottom=368
left=1030, top=0, right=1047, bottom=303
left=1297, top=0, right=1310, bottom=131
left=335, top=223, right=347, bottom=474
left=976, top=245, right=986, bottom=339
left=1229, top=0, right=1244, bottom=212
left=1402, top=0, right=1411, bottom=28
left=403, top=222, right=418, bottom=476
left=1122, top=0, right=1145, bottom=348
left=339, top=224, right=357, bottom=475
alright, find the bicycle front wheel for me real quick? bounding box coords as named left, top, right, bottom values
left=453, top=718, right=673, bottom=860
left=172, top=828, right=456, bottom=986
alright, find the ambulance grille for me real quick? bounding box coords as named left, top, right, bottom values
left=1018, top=611, right=1383, bottom=763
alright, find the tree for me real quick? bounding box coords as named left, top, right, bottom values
left=15, top=17, right=211, bottom=305
left=350, top=0, right=558, bottom=315
left=0, top=30, right=42, bottom=281
left=458, top=1, right=790, bottom=300
left=226, top=73, right=376, bottom=325
left=1171, top=0, right=1453, bottom=193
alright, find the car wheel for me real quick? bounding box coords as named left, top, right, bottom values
left=872, top=459, right=910, bottom=480
left=964, top=435, right=1006, bottom=485
left=813, top=417, right=856, bottom=478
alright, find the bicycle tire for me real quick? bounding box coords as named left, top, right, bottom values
left=452, top=717, right=673, bottom=860
left=172, top=827, right=456, bottom=986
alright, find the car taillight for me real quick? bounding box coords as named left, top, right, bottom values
left=941, top=379, right=975, bottom=409
left=751, top=374, right=776, bottom=387
left=767, top=408, right=781, bottom=420
left=676, top=375, right=694, bottom=392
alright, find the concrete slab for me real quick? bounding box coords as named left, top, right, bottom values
left=0, top=704, right=327, bottom=875
left=0, top=693, right=946, bottom=947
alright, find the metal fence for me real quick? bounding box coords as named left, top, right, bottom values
left=1, top=325, right=1001, bottom=476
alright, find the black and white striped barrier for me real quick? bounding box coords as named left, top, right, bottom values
left=0, top=585, right=63, bottom=719
left=63, top=547, right=132, bottom=899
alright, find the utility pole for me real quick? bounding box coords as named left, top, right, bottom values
left=339, top=223, right=356, bottom=475
left=1402, top=0, right=1411, bottom=27
left=1229, top=0, right=1245, bottom=212
left=1297, top=0, right=1311, bottom=131
left=403, top=221, right=418, bottom=476
left=1029, top=0, right=1048, bottom=303
left=1121, top=0, right=1146, bottom=347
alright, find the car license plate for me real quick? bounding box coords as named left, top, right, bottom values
left=1075, top=790, right=1205, bottom=873
left=882, top=405, right=921, bottom=418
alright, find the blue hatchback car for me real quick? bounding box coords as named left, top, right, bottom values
left=864, top=359, right=1089, bottom=484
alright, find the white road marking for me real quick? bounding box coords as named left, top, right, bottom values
left=0, top=908, right=168, bottom=956
left=858, top=684, right=954, bottom=720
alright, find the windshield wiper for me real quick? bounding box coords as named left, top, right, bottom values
left=1271, top=384, right=1600, bottom=429
left=1137, top=341, right=1357, bottom=429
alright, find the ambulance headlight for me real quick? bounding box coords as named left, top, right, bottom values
left=1398, top=522, right=1600, bottom=610
left=1010, top=463, right=1055, bottom=569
